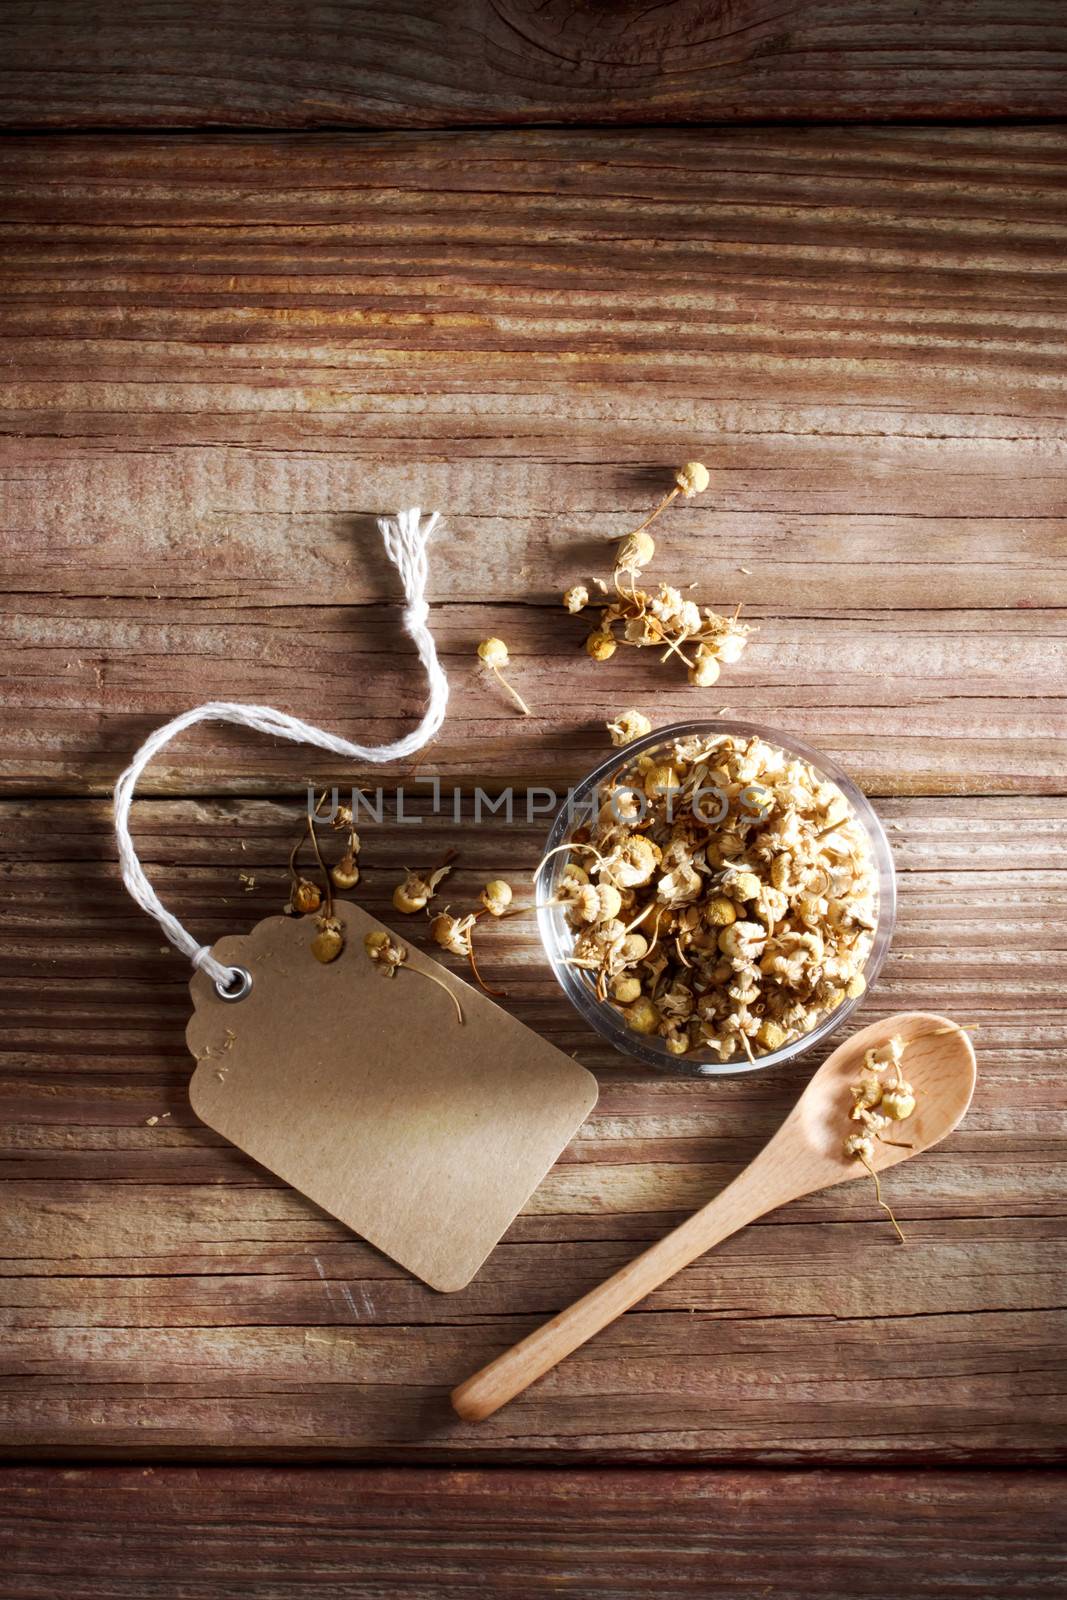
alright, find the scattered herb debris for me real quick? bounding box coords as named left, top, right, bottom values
left=560, top=463, right=751, bottom=685
left=363, top=929, right=463, bottom=1023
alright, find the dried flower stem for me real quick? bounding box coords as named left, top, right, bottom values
left=306, top=808, right=333, bottom=919
left=409, top=966, right=464, bottom=1025
left=533, top=840, right=605, bottom=881
left=896, top=1023, right=980, bottom=1050
left=466, top=935, right=505, bottom=998
left=491, top=664, right=531, bottom=717
left=858, top=1151, right=906, bottom=1244
left=610, top=486, right=680, bottom=542
left=287, top=831, right=303, bottom=887
left=657, top=630, right=696, bottom=669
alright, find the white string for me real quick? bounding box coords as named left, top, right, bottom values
left=113, top=509, right=448, bottom=992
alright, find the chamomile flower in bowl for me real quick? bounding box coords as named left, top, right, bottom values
left=537, top=721, right=895, bottom=1077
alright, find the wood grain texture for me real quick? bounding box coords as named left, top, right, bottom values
left=1, top=598, right=1062, bottom=796
left=2, top=797, right=1064, bottom=1459
left=0, top=128, right=1063, bottom=795
left=1, top=124, right=1064, bottom=1469
left=1, top=1, right=1067, bottom=128
left=3, top=1466, right=1065, bottom=1599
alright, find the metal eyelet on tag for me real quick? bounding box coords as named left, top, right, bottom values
left=215, top=966, right=253, bottom=1003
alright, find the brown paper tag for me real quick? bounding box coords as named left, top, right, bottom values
left=186, top=902, right=598, bottom=1292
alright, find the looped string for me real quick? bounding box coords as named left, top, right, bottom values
left=113, top=509, right=449, bottom=991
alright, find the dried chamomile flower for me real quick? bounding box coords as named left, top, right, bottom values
left=331, top=853, right=360, bottom=891
left=612, top=975, right=643, bottom=1004
left=865, top=1036, right=906, bottom=1074
left=616, top=530, right=657, bottom=574
left=850, top=1072, right=883, bottom=1110
left=563, top=584, right=589, bottom=614
left=688, top=647, right=720, bottom=688
left=364, top=929, right=407, bottom=972
left=392, top=854, right=454, bottom=915
left=363, top=928, right=463, bottom=1022
left=480, top=879, right=513, bottom=916
left=331, top=813, right=358, bottom=848
left=326, top=802, right=361, bottom=880
left=429, top=909, right=476, bottom=957
left=676, top=461, right=710, bottom=498
left=477, top=636, right=530, bottom=716
left=756, top=1018, right=788, bottom=1052
left=705, top=895, right=737, bottom=927
left=609, top=835, right=660, bottom=888
left=644, top=761, right=681, bottom=799
left=585, top=629, right=617, bottom=662
left=573, top=883, right=623, bottom=924
left=881, top=1083, right=916, bottom=1121
left=624, top=996, right=660, bottom=1035
left=718, top=921, right=766, bottom=961
left=328, top=800, right=362, bottom=889
left=723, top=869, right=761, bottom=903
left=851, top=1102, right=889, bottom=1132
left=430, top=906, right=502, bottom=998
left=291, top=877, right=322, bottom=915
left=607, top=709, right=652, bottom=747
left=311, top=916, right=344, bottom=964
left=477, top=636, right=508, bottom=669
left=596, top=583, right=750, bottom=686
left=710, top=619, right=749, bottom=665
left=393, top=873, right=432, bottom=915
left=559, top=862, right=590, bottom=896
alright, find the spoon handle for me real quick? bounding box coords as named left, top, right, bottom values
left=451, top=1165, right=774, bottom=1422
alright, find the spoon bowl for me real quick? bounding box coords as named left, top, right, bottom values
left=776, top=1011, right=978, bottom=1201
left=452, top=1012, right=976, bottom=1422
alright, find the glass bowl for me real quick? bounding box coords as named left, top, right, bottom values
left=536, top=720, right=896, bottom=1077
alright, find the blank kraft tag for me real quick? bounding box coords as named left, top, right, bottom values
left=186, top=901, right=598, bottom=1292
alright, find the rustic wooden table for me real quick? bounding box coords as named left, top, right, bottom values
left=2, top=5, right=1065, bottom=1595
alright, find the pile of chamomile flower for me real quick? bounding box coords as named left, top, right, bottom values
left=545, top=728, right=878, bottom=1066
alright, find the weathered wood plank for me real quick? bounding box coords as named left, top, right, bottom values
left=4, top=1466, right=1064, bottom=1600
left=1, top=1, right=1066, bottom=128
left=1, top=129, right=1064, bottom=795
left=1, top=597, right=1060, bottom=795
left=1, top=796, right=1063, bottom=1459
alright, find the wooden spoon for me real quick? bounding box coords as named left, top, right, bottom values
left=452, top=1011, right=975, bottom=1422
